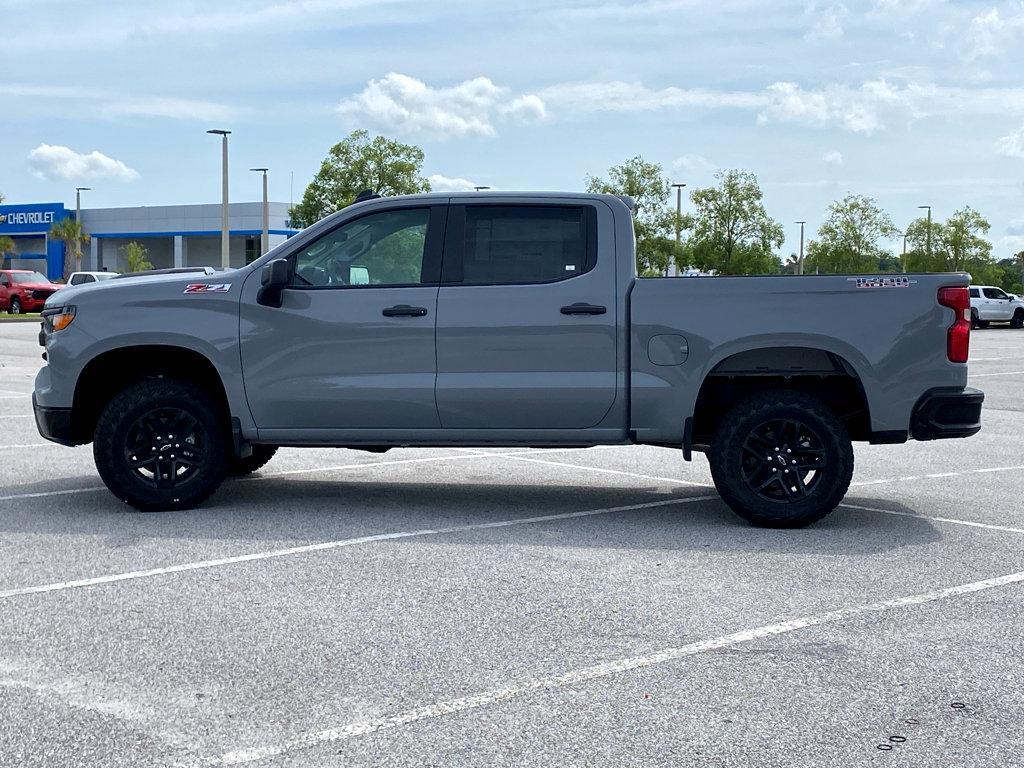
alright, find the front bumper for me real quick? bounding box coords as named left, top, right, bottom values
left=911, top=387, right=984, bottom=441
left=32, top=392, right=75, bottom=446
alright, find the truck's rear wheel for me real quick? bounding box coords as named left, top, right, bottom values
left=93, top=379, right=227, bottom=511
left=708, top=390, right=853, bottom=528
left=227, top=444, right=278, bottom=476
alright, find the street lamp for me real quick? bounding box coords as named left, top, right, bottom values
left=795, top=221, right=807, bottom=275
left=918, top=205, right=932, bottom=261
left=473, top=186, right=490, bottom=191
left=207, top=129, right=231, bottom=269
left=671, top=182, right=686, bottom=277
left=74, top=187, right=90, bottom=272
left=250, top=168, right=269, bottom=256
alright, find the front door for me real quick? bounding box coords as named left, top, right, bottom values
left=434, top=201, right=618, bottom=430
left=239, top=204, right=446, bottom=431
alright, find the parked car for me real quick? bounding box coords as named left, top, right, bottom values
left=34, top=192, right=983, bottom=527
left=0, top=269, right=61, bottom=314
left=968, top=286, right=1024, bottom=328
left=67, top=271, right=118, bottom=286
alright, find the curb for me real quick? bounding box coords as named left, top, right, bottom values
left=0, top=317, right=42, bottom=324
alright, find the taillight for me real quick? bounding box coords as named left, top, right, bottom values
left=937, top=286, right=970, bottom=363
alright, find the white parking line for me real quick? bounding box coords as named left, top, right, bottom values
left=0, top=446, right=608, bottom=502
left=0, top=443, right=50, bottom=450
left=211, top=567, right=1024, bottom=766
left=839, top=503, right=1024, bottom=535
left=488, top=453, right=1024, bottom=534
left=970, top=370, right=1024, bottom=378
left=0, top=495, right=715, bottom=602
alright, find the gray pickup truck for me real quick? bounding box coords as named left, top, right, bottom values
left=33, top=191, right=983, bottom=527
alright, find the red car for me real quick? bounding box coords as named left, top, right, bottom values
left=0, top=269, right=62, bottom=314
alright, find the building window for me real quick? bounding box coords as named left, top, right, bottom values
left=245, top=237, right=261, bottom=265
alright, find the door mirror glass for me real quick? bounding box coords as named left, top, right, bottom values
left=257, top=258, right=291, bottom=307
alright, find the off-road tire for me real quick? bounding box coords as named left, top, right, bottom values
left=227, top=444, right=278, bottom=476
left=93, top=379, right=227, bottom=511
left=708, top=390, right=854, bottom=528
left=9, top=297, right=21, bottom=315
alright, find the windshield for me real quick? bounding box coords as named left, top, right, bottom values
left=10, top=272, right=50, bottom=284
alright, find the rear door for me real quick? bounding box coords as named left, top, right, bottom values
left=434, top=199, right=618, bottom=429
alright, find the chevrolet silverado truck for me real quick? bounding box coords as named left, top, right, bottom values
left=33, top=192, right=984, bottom=527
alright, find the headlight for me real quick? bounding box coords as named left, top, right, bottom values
left=41, top=305, right=76, bottom=332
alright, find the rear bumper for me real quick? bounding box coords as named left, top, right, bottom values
left=32, top=393, right=75, bottom=446
left=911, top=387, right=984, bottom=441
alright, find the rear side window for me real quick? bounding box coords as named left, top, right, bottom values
left=69, top=274, right=93, bottom=285
left=969, top=288, right=980, bottom=298
left=443, top=205, right=596, bottom=285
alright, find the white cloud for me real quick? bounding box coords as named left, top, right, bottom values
left=804, top=1, right=848, bottom=42
left=537, top=80, right=764, bottom=113
left=672, top=154, right=719, bottom=177
left=997, top=124, right=1024, bottom=158
left=27, top=144, right=139, bottom=182
left=964, top=6, right=1024, bottom=60
left=823, top=150, right=844, bottom=165
left=337, top=73, right=545, bottom=139
left=427, top=173, right=483, bottom=192
left=0, top=85, right=236, bottom=123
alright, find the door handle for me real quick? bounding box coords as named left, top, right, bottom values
left=382, top=304, right=429, bottom=317
left=561, top=303, right=607, bottom=316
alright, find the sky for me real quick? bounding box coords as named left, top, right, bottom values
left=2, top=0, right=1023, bottom=260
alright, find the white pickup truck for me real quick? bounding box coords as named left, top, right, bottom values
left=969, top=285, right=1024, bottom=329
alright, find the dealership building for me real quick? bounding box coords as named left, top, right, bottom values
left=0, top=200, right=298, bottom=279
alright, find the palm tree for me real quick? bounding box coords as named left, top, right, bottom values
left=49, top=217, right=90, bottom=279
left=0, top=235, right=14, bottom=268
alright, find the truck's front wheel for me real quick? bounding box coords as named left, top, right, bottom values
left=93, top=379, right=228, bottom=511
left=708, top=390, right=853, bottom=528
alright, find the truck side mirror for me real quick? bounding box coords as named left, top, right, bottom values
left=257, top=258, right=290, bottom=308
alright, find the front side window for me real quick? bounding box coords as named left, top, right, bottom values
left=983, top=288, right=1007, bottom=300
left=451, top=206, right=594, bottom=285
left=292, top=208, right=430, bottom=288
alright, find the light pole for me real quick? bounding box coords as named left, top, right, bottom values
left=207, top=129, right=231, bottom=269
left=902, top=231, right=908, bottom=274
left=250, top=168, right=269, bottom=256
left=473, top=186, right=490, bottom=191
left=918, top=205, right=932, bottom=262
left=671, top=182, right=686, bottom=277
left=74, top=186, right=90, bottom=271
left=795, top=221, right=806, bottom=275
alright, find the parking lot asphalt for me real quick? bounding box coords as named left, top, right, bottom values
left=1, top=320, right=1022, bottom=767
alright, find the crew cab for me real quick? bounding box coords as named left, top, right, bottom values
left=33, top=192, right=984, bottom=527
left=0, top=269, right=61, bottom=314
left=968, top=285, right=1024, bottom=328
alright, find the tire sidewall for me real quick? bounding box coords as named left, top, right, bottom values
left=94, top=380, right=227, bottom=511
left=710, top=393, right=854, bottom=528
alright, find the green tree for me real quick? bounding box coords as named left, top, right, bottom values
left=49, top=217, right=90, bottom=279
left=586, top=155, right=676, bottom=276
left=679, top=169, right=783, bottom=275
left=121, top=241, right=153, bottom=273
left=905, top=206, right=998, bottom=283
left=804, top=194, right=898, bottom=274
left=289, top=130, right=431, bottom=228
left=0, top=235, right=14, bottom=266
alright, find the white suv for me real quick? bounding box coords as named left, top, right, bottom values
left=969, top=285, right=1024, bottom=329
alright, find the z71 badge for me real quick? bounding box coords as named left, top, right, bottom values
left=848, top=277, right=916, bottom=289
left=183, top=283, right=231, bottom=294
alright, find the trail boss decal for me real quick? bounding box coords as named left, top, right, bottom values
left=848, top=277, right=916, bottom=289
left=184, top=283, right=231, bottom=294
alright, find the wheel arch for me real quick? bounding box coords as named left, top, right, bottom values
left=71, top=344, right=232, bottom=444
left=691, top=343, right=873, bottom=446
